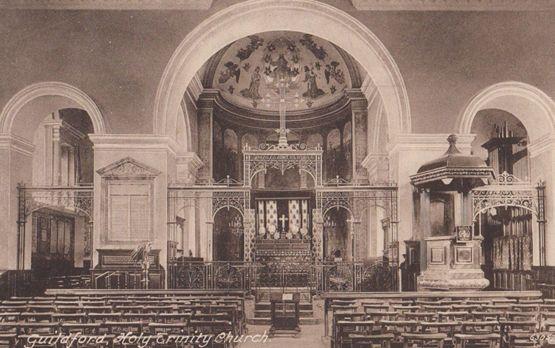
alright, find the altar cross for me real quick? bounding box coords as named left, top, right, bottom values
left=263, top=74, right=304, bottom=148
left=279, top=214, right=289, bottom=232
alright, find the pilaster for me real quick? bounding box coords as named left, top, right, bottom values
left=346, top=89, right=369, bottom=184
left=197, top=90, right=217, bottom=184
left=0, top=134, right=34, bottom=270
left=529, top=135, right=555, bottom=266
left=176, top=152, right=203, bottom=185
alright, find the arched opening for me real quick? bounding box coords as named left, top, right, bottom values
left=465, top=86, right=547, bottom=290
left=0, top=82, right=105, bottom=283
left=29, top=108, right=95, bottom=283
left=323, top=207, right=355, bottom=262
left=213, top=208, right=244, bottom=261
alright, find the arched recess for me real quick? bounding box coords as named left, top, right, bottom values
left=0, top=82, right=107, bottom=140
left=457, top=81, right=555, bottom=144
left=154, top=0, right=411, bottom=151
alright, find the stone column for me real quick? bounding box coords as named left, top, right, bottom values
left=196, top=90, right=218, bottom=184
left=346, top=89, right=368, bottom=184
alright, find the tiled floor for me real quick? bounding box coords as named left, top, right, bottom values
left=239, top=324, right=328, bottom=348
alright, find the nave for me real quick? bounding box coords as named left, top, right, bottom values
left=0, top=289, right=554, bottom=347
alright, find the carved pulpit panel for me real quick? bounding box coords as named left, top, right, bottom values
left=97, top=157, right=161, bottom=244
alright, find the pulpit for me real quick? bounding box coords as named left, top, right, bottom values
left=410, top=135, right=494, bottom=291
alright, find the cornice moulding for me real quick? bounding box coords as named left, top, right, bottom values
left=351, top=0, right=555, bottom=11
left=89, top=134, right=180, bottom=155
left=0, top=0, right=213, bottom=10
left=528, top=134, right=555, bottom=158
left=388, top=133, right=476, bottom=153
left=0, top=133, right=35, bottom=157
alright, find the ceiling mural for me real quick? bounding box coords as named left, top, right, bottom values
left=212, top=31, right=355, bottom=112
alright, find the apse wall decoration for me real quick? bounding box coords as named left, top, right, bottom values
left=213, top=31, right=353, bottom=111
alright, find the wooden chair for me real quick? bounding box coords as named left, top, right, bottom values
left=351, top=333, right=395, bottom=348
left=437, top=311, right=469, bottom=321
left=505, top=311, right=538, bottom=321
left=423, top=305, right=453, bottom=313
left=402, top=332, right=447, bottom=348
left=0, top=312, right=19, bottom=322
left=460, top=320, right=500, bottom=334
left=19, top=311, right=54, bottom=322
left=471, top=311, right=506, bottom=322
left=500, top=320, right=538, bottom=348
left=57, top=305, right=83, bottom=314
left=332, top=312, right=367, bottom=347
left=0, top=323, right=18, bottom=348
left=420, top=320, right=460, bottom=344
left=83, top=305, right=113, bottom=313
left=363, top=304, right=390, bottom=313
left=335, top=320, right=376, bottom=348
left=52, top=312, right=86, bottom=323
left=365, top=310, right=399, bottom=321
left=87, top=312, right=122, bottom=323
left=404, top=311, right=437, bottom=322
left=379, top=319, right=418, bottom=343
left=453, top=333, right=500, bottom=348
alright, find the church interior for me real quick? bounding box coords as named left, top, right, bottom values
left=0, top=0, right=554, bottom=347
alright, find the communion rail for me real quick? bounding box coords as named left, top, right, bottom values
left=167, top=260, right=398, bottom=293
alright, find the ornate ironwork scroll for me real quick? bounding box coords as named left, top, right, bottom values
left=243, top=209, right=256, bottom=262
left=243, top=144, right=323, bottom=187
left=212, top=190, right=251, bottom=218
left=312, top=208, right=324, bottom=262
left=472, top=172, right=538, bottom=220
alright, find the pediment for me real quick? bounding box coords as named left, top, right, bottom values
left=97, top=157, right=161, bottom=179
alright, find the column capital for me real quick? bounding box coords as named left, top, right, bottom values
left=345, top=88, right=368, bottom=110
left=175, top=152, right=204, bottom=184
left=197, top=89, right=219, bottom=109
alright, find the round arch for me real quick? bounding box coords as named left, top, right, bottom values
left=0, top=81, right=107, bottom=137
left=457, top=81, right=555, bottom=143
left=154, top=0, right=411, bottom=150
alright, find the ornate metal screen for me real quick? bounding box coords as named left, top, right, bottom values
left=16, top=184, right=94, bottom=270
left=242, top=143, right=323, bottom=187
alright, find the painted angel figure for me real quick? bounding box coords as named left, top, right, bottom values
left=240, top=66, right=263, bottom=102
left=302, top=66, right=325, bottom=100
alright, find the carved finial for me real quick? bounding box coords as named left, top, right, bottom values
left=446, top=134, right=461, bottom=154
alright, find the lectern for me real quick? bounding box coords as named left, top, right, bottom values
left=269, top=292, right=301, bottom=336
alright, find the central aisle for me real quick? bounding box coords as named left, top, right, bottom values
left=239, top=324, right=326, bottom=348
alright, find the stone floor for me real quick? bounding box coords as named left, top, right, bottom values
left=239, top=324, right=328, bottom=348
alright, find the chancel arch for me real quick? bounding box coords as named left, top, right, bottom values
left=166, top=26, right=402, bottom=291
left=154, top=0, right=411, bottom=153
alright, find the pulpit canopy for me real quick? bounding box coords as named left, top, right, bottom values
left=410, top=134, right=494, bottom=191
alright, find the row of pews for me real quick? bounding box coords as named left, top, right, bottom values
left=323, top=291, right=549, bottom=348
left=0, top=289, right=247, bottom=347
